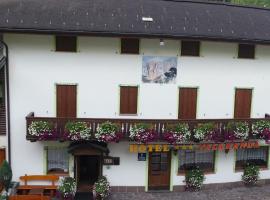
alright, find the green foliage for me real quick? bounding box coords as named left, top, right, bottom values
left=57, top=177, right=76, bottom=198
left=185, top=167, right=205, bottom=191
left=28, top=121, right=53, bottom=136
left=231, top=0, right=270, bottom=7
left=242, top=164, right=260, bottom=186
left=0, top=160, right=12, bottom=192
left=193, top=122, right=215, bottom=141
left=93, top=176, right=110, bottom=199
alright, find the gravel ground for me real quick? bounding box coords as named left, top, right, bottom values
left=109, top=185, right=270, bottom=200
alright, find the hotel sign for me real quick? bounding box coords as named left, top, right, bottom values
left=129, top=141, right=259, bottom=153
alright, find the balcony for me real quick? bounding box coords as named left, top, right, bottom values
left=25, top=112, right=270, bottom=144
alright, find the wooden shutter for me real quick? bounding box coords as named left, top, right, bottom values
left=0, top=67, right=6, bottom=135
left=178, top=88, right=197, bottom=119
left=120, top=86, right=138, bottom=114
left=234, top=89, right=252, bottom=118
left=181, top=41, right=200, bottom=56
left=121, top=38, right=140, bottom=54
left=55, top=36, right=77, bottom=52
left=0, top=148, right=5, bottom=166
left=238, top=44, right=255, bottom=59
left=57, top=85, right=77, bottom=118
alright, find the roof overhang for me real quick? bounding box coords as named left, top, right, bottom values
left=67, top=141, right=110, bottom=156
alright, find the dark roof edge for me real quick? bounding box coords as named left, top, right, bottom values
left=1, top=27, right=270, bottom=45
left=161, top=0, right=270, bottom=11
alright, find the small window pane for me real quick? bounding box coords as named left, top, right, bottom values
left=47, top=147, right=69, bottom=173
left=121, top=38, right=140, bottom=54
left=56, top=36, right=77, bottom=52
left=181, top=41, right=200, bottom=56
left=236, top=147, right=268, bottom=170
left=238, top=44, right=255, bottom=59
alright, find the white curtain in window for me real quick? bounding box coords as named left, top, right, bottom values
left=236, top=147, right=267, bottom=161
left=47, top=147, right=69, bottom=172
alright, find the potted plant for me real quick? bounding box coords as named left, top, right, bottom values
left=0, top=160, right=12, bottom=193
left=163, top=123, right=191, bottom=144
left=184, top=167, right=205, bottom=191
left=242, top=163, right=259, bottom=186
left=93, top=176, right=110, bottom=200
left=252, top=120, right=270, bottom=141
left=28, top=121, right=56, bottom=140
left=226, top=121, right=249, bottom=140
left=193, top=122, right=216, bottom=142
left=64, top=121, right=91, bottom=141
left=129, top=123, right=157, bottom=143
left=57, top=177, right=76, bottom=200
left=95, top=121, right=122, bottom=142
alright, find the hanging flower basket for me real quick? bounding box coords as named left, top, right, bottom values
left=129, top=123, right=157, bottom=143
left=63, top=121, right=91, bottom=141
left=193, top=122, right=216, bottom=142
left=226, top=121, right=249, bottom=140
left=163, top=123, right=191, bottom=144
left=252, top=120, right=270, bottom=141
left=93, top=176, right=110, bottom=200
left=28, top=121, right=57, bottom=140
left=57, top=177, right=76, bottom=200
left=95, top=121, right=123, bottom=143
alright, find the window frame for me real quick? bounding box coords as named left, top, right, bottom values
left=119, top=85, right=139, bottom=115
left=120, top=38, right=140, bottom=54
left=45, top=146, right=69, bottom=175
left=235, top=146, right=269, bottom=171
left=180, top=40, right=200, bottom=57
left=177, top=149, right=216, bottom=175
left=237, top=43, right=255, bottom=59
left=55, top=36, right=77, bottom=53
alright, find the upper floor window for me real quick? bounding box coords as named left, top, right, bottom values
left=235, top=146, right=268, bottom=170
left=55, top=36, right=77, bottom=52
left=238, top=44, right=255, bottom=59
left=121, top=38, right=140, bottom=54
left=178, top=149, right=215, bottom=173
left=181, top=41, right=200, bottom=56
left=120, top=86, right=138, bottom=115
left=46, top=147, right=69, bottom=174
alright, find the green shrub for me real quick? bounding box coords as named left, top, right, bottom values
left=242, top=164, right=259, bottom=186
left=184, top=167, right=205, bottom=191
left=0, top=160, right=12, bottom=192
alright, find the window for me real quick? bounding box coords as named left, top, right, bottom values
left=178, top=150, right=215, bottom=173
left=121, top=38, right=140, bottom=54
left=46, top=147, right=69, bottom=174
left=238, top=44, right=255, bottom=59
left=55, top=36, right=77, bottom=52
left=235, top=147, right=268, bottom=170
left=181, top=41, right=200, bottom=56
left=120, top=86, right=138, bottom=114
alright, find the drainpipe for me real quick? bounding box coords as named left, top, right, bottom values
left=0, top=40, right=11, bottom=167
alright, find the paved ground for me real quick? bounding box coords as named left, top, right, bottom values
left=109, top=185, right=270, bottom=200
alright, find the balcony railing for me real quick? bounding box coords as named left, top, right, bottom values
left=26, top=112, right=270, bottom=143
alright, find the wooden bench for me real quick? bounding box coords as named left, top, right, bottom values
left=17, top=174, right=59, bottom=197
left=9, top=195, right=50, bottom=200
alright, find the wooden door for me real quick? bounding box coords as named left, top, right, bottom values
left=178, top=88, right=197, bottom=119
left=148, top=152, right=171, bottom=190
left=234, top=89, right=252, bottom=118
left=56, top=85, right=77, bottom=118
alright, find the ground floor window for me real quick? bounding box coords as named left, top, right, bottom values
left=178, top=150, right=215, bottom=173
left=235, top=146, right=268, bottom=170
left=46, top=146, right=69, bottom=174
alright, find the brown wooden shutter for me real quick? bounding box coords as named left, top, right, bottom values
left=238, top=44, right=255, bottom=59
left=178, top=88, right=197, bottom=119
left=55, top=36, right=77, bottom=52
left=0, top=67, right=6, bottom=135
left=57, top=85, right=77, bottom=118
left=120, top=86, right=138, bottom=114
left=234, top=89, right=252, bottom=118
left=121, top=38, right=140, bottom=54
left=0, top=148, right=5, bottom=165
left=181, top=41, right=200, bottom=56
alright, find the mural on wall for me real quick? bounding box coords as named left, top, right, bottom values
left=142, top=56, right=177, bottom=84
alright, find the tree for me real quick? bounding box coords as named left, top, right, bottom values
left=0, top=160, right=12, bottom=192
left=232, top=0, right=270, bottom=7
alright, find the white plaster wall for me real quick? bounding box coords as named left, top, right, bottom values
left=3, top=33, right=270, bottom=186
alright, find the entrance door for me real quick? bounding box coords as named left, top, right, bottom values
left=56, top=85, right=77, bottom=118
left=148, top=152, right=171, bottom=190
left=234, top=89, right=252, bottom=118
left=76, top=156, right=100, bottom=192
left=178, top=88, right=197, bottom=119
